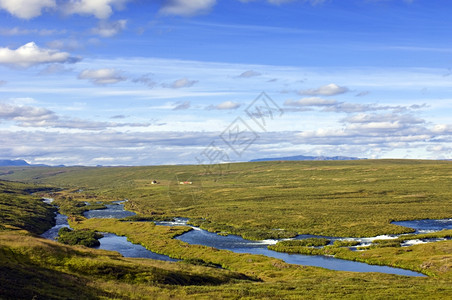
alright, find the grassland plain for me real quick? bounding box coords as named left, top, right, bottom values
left=2, top=160, right=451, bottom=238
left=1, top=159, right=452, bottom=299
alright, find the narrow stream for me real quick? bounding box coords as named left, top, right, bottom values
left=392, top=219, right=452, bottom=233
left=83, top=201, right=136, bottom=219
left=40, top=213, right=71, bottom=240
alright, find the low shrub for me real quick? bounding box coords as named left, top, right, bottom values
left=57, top=227, right=103, bottom=247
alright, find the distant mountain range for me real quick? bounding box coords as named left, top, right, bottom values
left=250, top=155, right=364, bottom=162
left=0, top=159, right=61, bottom=167
left=0, top=159, right=31, bottom=167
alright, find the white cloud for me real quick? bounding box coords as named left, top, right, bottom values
left=91, top=19, right=127, bottom=37
left=0, top=42, right=79, bottom=68
left=343, top=113, right=424, bottom=125
left=284, top=97, right=337, bottom=107
left=432, top=124, right=452, bottom=134
left=160, top=0, right=216, bottom=16
left=0, top=0, right=55, bottom=19
left=208, top=101, right=241, bottom=110
left=238, top=70, right=262, bottom=78
left=78, top=68, right=126, bottom=85
left=173, top=101, right=191, bottom=110
left=0, top=102, right=150, bottom=129
left=0, top=102, right=58, bottom=126
left=299, top=83, right=349, bottom=96
left=63, top=0, right=130, bottom=19
left=322, top=102, right=399, bottom=113
left=168, top=78, right=198, bottom=89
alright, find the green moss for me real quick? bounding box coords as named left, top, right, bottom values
left=57, top=227, right=103, bottom=247
left=333, top=240, right=361, bottom=247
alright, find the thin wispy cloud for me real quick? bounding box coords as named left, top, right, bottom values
left=78, top=68, right=126, bottom=85
left=91, top=19, right=127, bottom=37
left=285, top=97, right=337, bottom=107
left=299, top=83, right=349, bottom=96
left=160, top=0, right=216, bottom=16
left=207, top=100, right=241, bottom=110
left=173, top=101, right=191, bottom=110
left=0, top=27, right=66, bottom=36
left=167, top=78, right=198, bottom=89
left=0, top=102, right=150, bottom=129
left=238, top=70, right=261, bottom=78
left=132, top=74, right=157, bottom=88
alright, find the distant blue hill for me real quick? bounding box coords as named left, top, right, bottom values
left=0, top=159, right=30, bottom=166
left=0, top=159, right=61, bottom=167
left=250, top=155, right=364, bottom=162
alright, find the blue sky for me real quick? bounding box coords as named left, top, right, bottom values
left=0, top=0, right=451, bottom=165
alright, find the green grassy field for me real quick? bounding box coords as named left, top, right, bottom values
left=1, top=159, right=452, bottom=299
left=2, top=160, right=451, bottom=238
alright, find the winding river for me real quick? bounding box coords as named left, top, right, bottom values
left=42, top=199, right=452, bottom=277
left=41, top=199, right=176, bottom=262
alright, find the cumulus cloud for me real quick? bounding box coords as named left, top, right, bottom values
left=167, top=78, right=198, bottom=89
left=0, top=0, right=55, bottom=19
left=299, top=83, right=349, bottom=96
left=160, top=0, right=216, bottom=16
left=78, top=68, right=126, bottom=85
left=63, top=0, right=130, bottom=19
left=0, top=102, right=58, bottom=126
left=173, top=101, right=191, bottom=110
left=284, top=97, right=337, bottom=107
left=207, top=101, right=241, bottom=110
left=431, top=124, right=452, bottom=135
left=294, top=106, right=440, bottom=153
left=238, top=70, right=262, bottom=78
left=91, top=19, right=127, bottom=37
left=0, top=42, right=80, bottom=68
